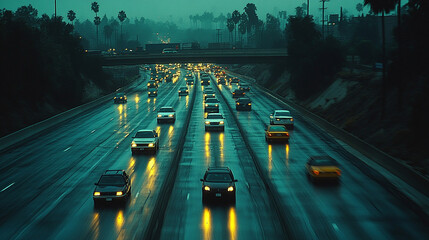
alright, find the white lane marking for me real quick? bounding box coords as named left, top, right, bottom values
left=63, top=147, right=72, bottom=152
left=332, top=223, right=339, bottom=231
left=91, top=130, right=96, bottom=134
left=136, top=192, right=140, bottom=199
left=1, top=182, right=15, bottom=192
left=187, top=193, right=190, bottom=200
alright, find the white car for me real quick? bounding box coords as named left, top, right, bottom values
left=131, top=129, right=159, bottom=154
left=205, top=113, right=225, bottom=131
left=157, top=107, right=176, bottom=123
left=269, top=110, right=294, bottom=129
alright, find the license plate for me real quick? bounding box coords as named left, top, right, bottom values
left=215, top=193, right=221, bottom=197
left=106, top=198, right=112, bottom=201
left=276, top=133, right=283, bottom=136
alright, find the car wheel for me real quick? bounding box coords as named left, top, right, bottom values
left=231, top=195, right=236, bottom=204
left=93, top=199, right=101, bottom=207
left=131, top=150, right=136, bottom=155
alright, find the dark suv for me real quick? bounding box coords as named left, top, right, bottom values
left=200, top=167, right=237, bottom=203
left=93, top=170, right=131, bottom=206
left=113, top=92, right=127, bottom=103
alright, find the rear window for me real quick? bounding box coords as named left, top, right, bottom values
left=205, top=173, right=232, bottom=182
left=135, top=131, right=154, bottom=138
left=269, top=126, right=286, bottom=131
left=98, top=176, right=125, bottom=186
left=206, top=98, right=219, bottom=103
left=276, top=111, right=290, bottom=116
left=311, top=157, right=338, bottom=166
left=159, top=108, right=174, bottom=112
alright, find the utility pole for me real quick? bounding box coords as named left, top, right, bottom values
left=307, top=0, right=310, bottom=16
left=54, top=0, right=57, bottom=19
left=320, top=0, right=328, bottom=39
left=216, top=29, right=222, bottom=44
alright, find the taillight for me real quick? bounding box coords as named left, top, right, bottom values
left=313, top=170, right=320, bottom=175
left=268, top=133, right=272, bottom=137
left=336, top=170, right=341, bottom=176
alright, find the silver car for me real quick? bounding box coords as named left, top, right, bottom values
left=157, top=106, right=176, bottom=123
left=205, top=113, right=225, bottom=131
left=269, top=110, right=294, bottom=129
left=131, top=129, right=159, bottom=154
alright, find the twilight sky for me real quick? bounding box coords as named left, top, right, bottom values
left=1, top=0, right=371, bottom=23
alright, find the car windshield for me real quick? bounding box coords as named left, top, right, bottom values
left=180, top=87, right=187, bottom=90
left=276, top=111, right=290, bottom=116
left=159, top=108, right=174, bottom=112
left=269, top=126, right=286, bottom=131
left=149, top=88, right=157, bottom=91
left=206, top=99, right=218, bottom=103
left=238, top=98, right=250, bottom=102
left=312, top=158, right=338, bottom=166
left=205, top=173, right=232, bottom=182
left=98, top=175, right=125, bottom=186
left=207, top=114, right=223, bottom=119
left=116, top=93, right=124, bottom=97
left=135, top=131, right=154, bottom=138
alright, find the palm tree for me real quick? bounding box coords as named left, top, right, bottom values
left=67, top=10, right=76, bottom=25
left=356, top=3, right=364, bottom=16
left=227, top=18, right=235, bottom=45
left=244, top=3, right=258, bottom=45
left=232, top=10, right=241, bottom=45
left=118, top=10, right=127, bottom=49
left=91, top=2, right=100, bottom=48
left=364, top=0, right=398, bottom=118
left=239, top=13, right=248, bottom=46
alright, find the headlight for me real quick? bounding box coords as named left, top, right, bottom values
left=248, top=103, right=251, bottom=105
left=219, top=121, right=224, bottom=125
left=131, top=141, right=137, bottom=147
left=148, top=143, right=155, bottom=147
left=204, top=186, right=210, bottom=191
left=153, top=92, right=156, bottom=94
left=290, top=118, right=294, bottom=121
left=116, top=191, right=123, bottom=196
left=168, top=114, right=174, bottom=117
left=114, top=97, right=117, bottom=99
left=93, top=192, right=100, bottom=196
left=205, top=121, right=210, bottom=125
left=227, top=186, right=234, bottom=192
left=215, top=104, right=218, bottom=107
left=120, top=97, right=123, bottom=99
left=205, top=104, right=209, bottom=107
left=148, top=92, right=150, bottom=94
left=157, top=114, right=162, bottom=117
left=237, top=102, right=240, bottom=105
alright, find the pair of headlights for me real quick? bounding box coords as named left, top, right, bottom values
left=203, top=186, right=234, bottom=192
left=131, top=142, right=155, bottom=147
left=157, top=114, right=174, bottom=117
left=93, top=191, right=123, bottom=196
left=205, top=121, right=224, bottom=125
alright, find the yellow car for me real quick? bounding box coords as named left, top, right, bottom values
left=306, top=156, right=341, bottom=182
left=265, top=125, right=289, bottom=142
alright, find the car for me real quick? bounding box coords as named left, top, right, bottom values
left=200, top=167, right=237, bottom=203
left=305, top=156, right=341, bottom=182
left=201, top=75, right=211, bottom=85
left=204, top=98, right=220, bottom=113
left=165, top=75, right=173, bottom=82
left=178, top=86, right=189, bottom=96
left=232, top=89, right=246, bottom=98
left=265, top=125, right=289, bottom=142
left=203, top=89, right=216, bottom=100
left=162, top=48, right=178, bottom=54
left=131, top=129, right=159, bottom=154
left=93, top=170, right=131, bottom=206
left=147, top=80, right=158, bottom=89
left=230, top=77, right=240, bottom=85
left=148, top=87, right=158, bottom=97
left=239, top=84, right=250, bottom=91
left=217, top=77, right=227, bottom=85
left=269, top=110, right=294, bottom=129
left=186, top=79, right=194, bottom=85
left=114, top=92, right=127, bottom=103
left=157, top=106, right=176, bottom=123
left=235, top=97, right=252, bottom=111
left=205, top=113, right=225, bottom=131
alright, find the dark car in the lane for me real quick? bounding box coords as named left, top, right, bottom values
left=114, top=92, right=127, bottom=104
left=232, top=89, right=246, bottom=98
left=239, top=83, right=250, bottom=91
left=236, top=97, right=251, bottom=111
left=200, top=167, right=237, bottom=203
left=178, top=86, right=189, bottom=96
left=148, top=87, right=158, bottom=97
left=204, top=98, right=220, bottom=113
left=93, top=170, right=131, bottom=206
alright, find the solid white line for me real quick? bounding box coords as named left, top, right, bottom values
left=91, top=130, right=96, bottom=134
left=63, top=147, right=72, bottom=152
left=187, top=193, right=190, bottom=200
left=332, top=223, right=339, bottom=231
left=1, top=182, right=15, bottom=192
left=136, top=192, right=140, bottom=199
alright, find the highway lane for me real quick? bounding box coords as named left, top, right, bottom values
left=217, top=74, right=429, bottom=239
left=0, top=68, right=194, bottom=239
left=160, top=82, right=284, bottom=240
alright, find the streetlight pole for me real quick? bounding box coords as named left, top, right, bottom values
left=54, top=0, right=57, bottom=19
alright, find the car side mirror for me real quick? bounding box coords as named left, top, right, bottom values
left=132, top=136, right=135, bottom=138
left=200, top=179, right=204, bottom=182
left=155, top=133, right=158, bottom=137
left=94, top=183, right=98, bottom=185
left=234, top=179, right=238, bottom=182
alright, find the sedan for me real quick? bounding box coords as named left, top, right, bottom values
left=131, top=129, right=159, bottom=154
left=205, top=113, right=225, bottom=131
left=269, top=110, right=294, bottom=129
left=200, top=167, right=237, bottom=203
left=265, top=125, right=289, bottom=142
left=178, top=87, right=189, bottom=96
left=236, top=97, right=251, bottom=111
left=203, top=89, right=216, bottom=100
left=148, top=88, right=158, bottom=97
left=306, top=156, right=341, bottom=182
left=239, top=84, right=250, bottom=91
left=114, top=92, right=127, bottom=104
left=232, top=89, right=246, bottom=98
left=205, top=98, right=220, bottom=113
left=93, top=170, right=131, bottom=206
left=157, top=106, right=176, bottom=123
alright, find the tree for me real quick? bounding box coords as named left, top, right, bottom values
left=364, top=0, right=398, bottom=119
left=239, top=13, right=248, bottom=46
left=67, top=10, right=76, bottom=25
left=232, top=10, right=241, bottom=45
left=118, top=10, right=127, bottom=49
left=227, top=18, right=235, bottom=44
left=91, top=2, right=100, bottom=48
left=356, top=3, right=364, bottom=15
left=15, top=5, right=38, bottom=27
left=244, top=3, right=258, bottom=45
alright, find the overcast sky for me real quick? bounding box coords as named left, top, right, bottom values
left=1, top=0, right=371, bottom=23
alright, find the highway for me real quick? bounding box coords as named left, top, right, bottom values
left=0, top=66, right=428, bottom=240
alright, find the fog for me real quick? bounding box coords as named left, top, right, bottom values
left=1, top=0, right=366, bottom=24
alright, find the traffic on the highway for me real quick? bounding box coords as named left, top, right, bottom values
left=0, top=63, right=428, bottom=240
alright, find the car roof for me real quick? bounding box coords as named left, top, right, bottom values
left=237, top=97, right=251, bottom=101
left=137, top=129, right=154, bottom=133
left=206, top=167, right=232, bottom=173
left=160, top=106, right=174, bottom=109
left=207, top=113, right=223, bottom=117
left=103, top=170, right=126, bottom=176
left=275, top=110, right=290, bottom=113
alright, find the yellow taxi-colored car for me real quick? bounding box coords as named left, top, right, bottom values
left=306, top=156, right=341, bottom=182
left=265, top=125, right=289, bottom=142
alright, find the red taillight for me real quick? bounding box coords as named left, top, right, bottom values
left=336, top=170, right=341, bottom=176
left=313, top=170, right=320, bottom=175
left=268, top=133, right=272, bottom=137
